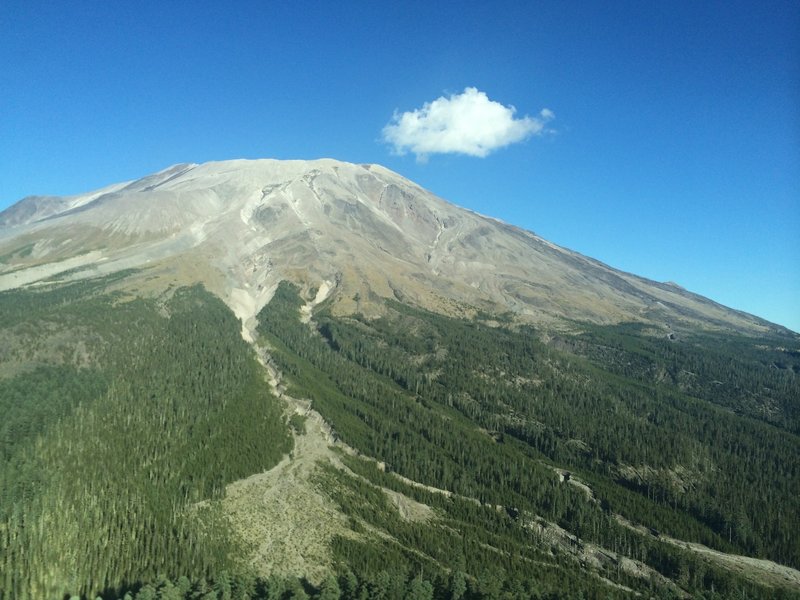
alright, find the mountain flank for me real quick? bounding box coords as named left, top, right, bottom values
left=0, top=159, right=785, bottom=338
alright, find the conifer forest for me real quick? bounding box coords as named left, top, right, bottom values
left=1, top=274, right=798, bottom=599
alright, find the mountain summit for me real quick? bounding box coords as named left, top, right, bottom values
left=0, top=158, right=781, bottom=335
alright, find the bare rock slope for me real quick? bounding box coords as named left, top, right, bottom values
left=0, top=158, right=780, bottom=335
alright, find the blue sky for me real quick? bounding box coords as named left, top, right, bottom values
left=1, top=1, right=798, bottom=331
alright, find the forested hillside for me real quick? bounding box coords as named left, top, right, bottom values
left=0, top=276, right=290, bottom=599
left=1, top=275, right=798, bottom=599
left=253, top=281, right=800, bottom=599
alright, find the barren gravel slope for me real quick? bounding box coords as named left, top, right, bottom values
left=0, top=158, right=784, bottom=335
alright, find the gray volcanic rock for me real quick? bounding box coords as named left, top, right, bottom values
left=0, top=158, right=781, bottom=336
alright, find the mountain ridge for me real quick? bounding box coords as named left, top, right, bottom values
left=0, top=158, right=791, bottom=338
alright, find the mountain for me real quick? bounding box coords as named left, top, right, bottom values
left=0, top=159, right=783, bottom=336
left=1, top=159, right=798, bottom=600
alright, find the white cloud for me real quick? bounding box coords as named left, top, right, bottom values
left=382, top=87, right=554, bottom=160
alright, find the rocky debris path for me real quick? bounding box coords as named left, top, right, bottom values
left=223, top=305, right=352, bottom=582
left=224, top=286, right=433, bottom=582
left=223, top=390, right=353, bottom=583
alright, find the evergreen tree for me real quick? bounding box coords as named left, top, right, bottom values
left=318, top=574, right=341, bottom=600
left=448, top=571, right=467, bottom=600
left=404, top=576, right=433, bottom=600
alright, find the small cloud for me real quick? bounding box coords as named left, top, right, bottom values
left=382, top=87, right=554, bottom=160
